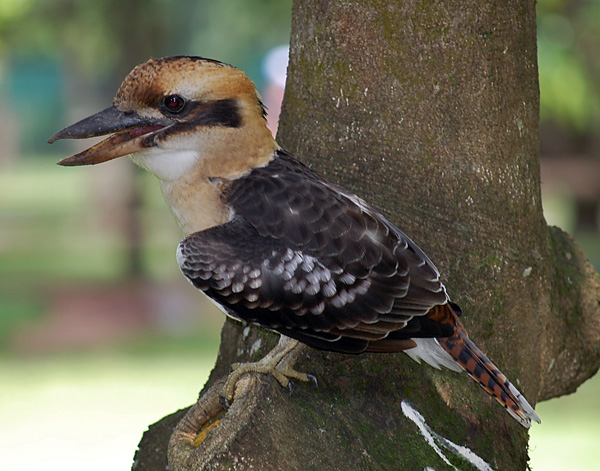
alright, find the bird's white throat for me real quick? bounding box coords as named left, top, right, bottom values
left=131, top=148, right=201, bottom=182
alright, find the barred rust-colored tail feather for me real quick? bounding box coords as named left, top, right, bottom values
left=437, top=311, right=541, bottom=427
left=426, top=303, right=458, bottom=325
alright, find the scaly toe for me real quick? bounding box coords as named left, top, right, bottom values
left=217, top=336, right=315, bottom=408
left=270, top=368, right=291, bottom=388
left=275, top=364, right=313, bottom=384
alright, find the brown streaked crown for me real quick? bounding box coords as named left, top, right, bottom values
left=114, top=56, right=261, bottom=113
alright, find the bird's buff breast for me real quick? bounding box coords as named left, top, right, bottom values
left=160, top=177, right=231, bottom=236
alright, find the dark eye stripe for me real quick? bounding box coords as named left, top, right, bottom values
left=158, top=97, right=241, bottom=128
left=156, top=99, right=242, bottom=142
left=190, top=99, right=241, bottom=128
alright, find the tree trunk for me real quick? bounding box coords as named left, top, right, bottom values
left=133, top=1, right=600, bottom=470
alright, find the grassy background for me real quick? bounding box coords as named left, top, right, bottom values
left=0, top=158, right=598, bottom=470
left=0, top=156, right=223, bottom=470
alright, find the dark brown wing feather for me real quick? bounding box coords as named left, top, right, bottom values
left=177, top=151, right=451, bottom=354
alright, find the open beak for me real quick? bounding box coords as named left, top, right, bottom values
left=48, top=106, right=172, bottom=166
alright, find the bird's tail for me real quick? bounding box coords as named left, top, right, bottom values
left=436, top=314, right=541, bottom=428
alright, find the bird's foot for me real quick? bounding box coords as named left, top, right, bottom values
left=220, top=335, right=314, bottom=408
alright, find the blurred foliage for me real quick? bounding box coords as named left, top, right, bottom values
left=0, top=0, right=292, bottom=151
left=0, top=0, right=292, bottom=82
left=0, top=0, right=598, bottom=151
left=537, top=0, right=600, bottom=135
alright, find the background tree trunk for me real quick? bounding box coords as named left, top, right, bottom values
left=133, top=1, right=600, bottom=470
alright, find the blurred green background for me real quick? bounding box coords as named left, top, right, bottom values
left=0, top=1, right=598, bottom=470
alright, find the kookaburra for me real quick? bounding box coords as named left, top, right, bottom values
left=49, top=56, right=540, bottom=427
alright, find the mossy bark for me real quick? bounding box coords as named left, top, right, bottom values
left=133, top=1, right=600, bottom=470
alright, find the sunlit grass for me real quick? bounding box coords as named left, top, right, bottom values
left=0, top=158, right=222, bottom=470
left=0, top=349, right=217, bottom=471
left=529, top=374, right=600, bottom=471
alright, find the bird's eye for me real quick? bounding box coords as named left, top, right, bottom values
left=163, top=94, right=186, bottom=114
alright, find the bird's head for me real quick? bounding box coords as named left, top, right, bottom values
left=49, top=56, right=278, bottom=181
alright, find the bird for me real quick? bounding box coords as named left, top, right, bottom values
left=49, top=55, right=540, bottom=428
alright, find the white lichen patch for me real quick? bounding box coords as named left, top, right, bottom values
left=250, top=338, right=262, bottom=356
left=242, top=325, right=251, bottom=339
left=401, top=401, right=495, bottom=471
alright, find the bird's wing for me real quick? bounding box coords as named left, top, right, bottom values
left=177, top=151, right=450, bottom=353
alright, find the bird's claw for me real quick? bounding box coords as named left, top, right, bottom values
left=286, top=372, right=319, bottom=395
left=306, top=373, right=318, bottom=387
left=219, top=394, right=232, bottom=410
left=218, top=337, right=317, bottom=410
